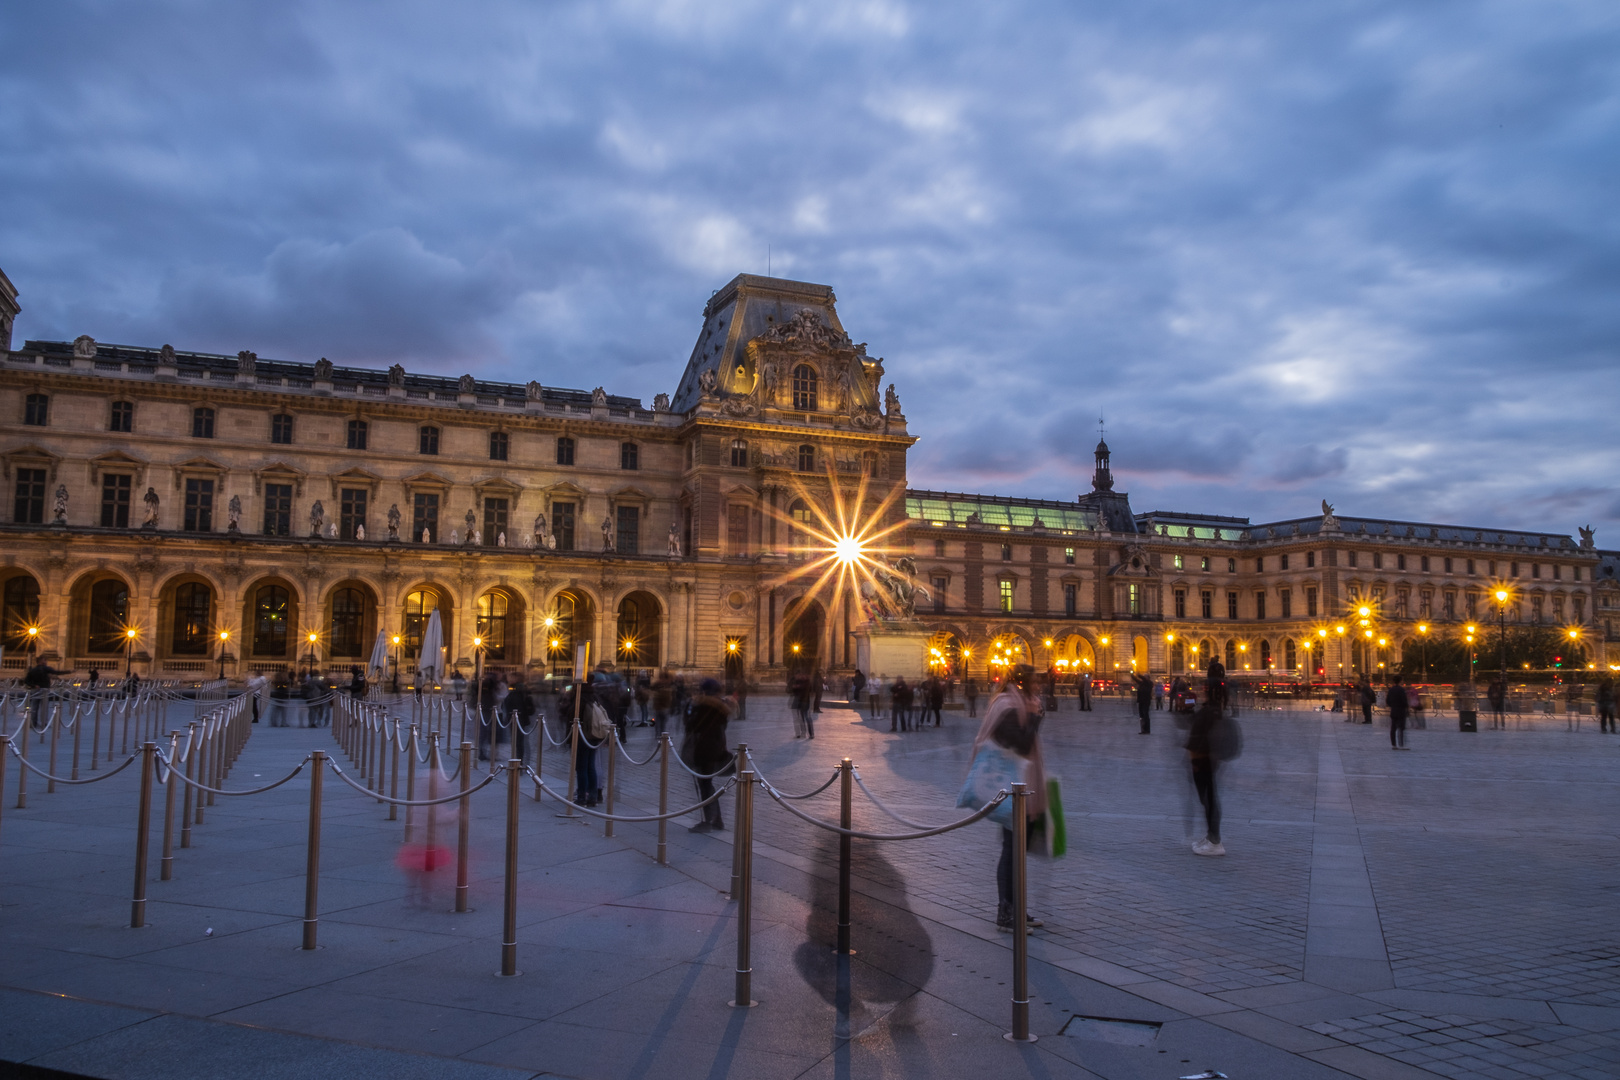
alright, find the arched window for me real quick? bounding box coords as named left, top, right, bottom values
left=2, top=576, right=41, bottom=650
left=797, top=444, right=815, bottom=472
left=330, top=587, right=366, bottom=659
left=1198, top=639, right=1214, bottom=670
left=252, top=585, right=290, bottom=658
left=171, top=583, right=212, bottom=655
left=403, top=589, right=440, bottom=660
left=87, top=580, right=131, bottom=655
left=477, top=591, right=509, bottom=661
left=1259, top=639, right=1273, bottom=668
left=1285, top=639, right=1297, bottom=670
left=1225, top=640, right=1238, bottom=669
left=792, top=364, right=818, bottom=410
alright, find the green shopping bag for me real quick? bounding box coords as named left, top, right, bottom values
left=1045, top=776, right=1067, bottom=858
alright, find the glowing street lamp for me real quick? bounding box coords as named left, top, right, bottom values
left=124, top=626, right=139, bottom=676
left=1417, top=623, right=1429, bottom=682
left=1494, top=587, right=1512, bottom=684
left=218, top=629, right=231, bottom=680
left=305, top=630, right=320, bottom=678
left=391, top=633, right=402, bottom=693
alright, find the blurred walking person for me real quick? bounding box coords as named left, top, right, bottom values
left=965, top=675, right=980, bottom=718
left=1487, top=677, right=1507, bottom=729
left=1186, top=697, right=1225, bottom=856
left=1387, top=674, right=1410, bottom=750
left=971, top=665, right=1046, bottom=932
left=1597, top=676, right=1615, bottom=734
left=683, top=678, right=731, bottom=832
left=1131, top=671, right=1153, bottom=734
left=1357, top=676, right=1375, bottom=725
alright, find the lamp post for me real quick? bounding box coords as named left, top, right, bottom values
left=27, top=624, right=40, bottom=662
left=1466, top=624, right=1477, bottom=682
left=217, top=630, right=230, bottom=681
left=391, top=634, right=402, bottom=694
left=1335, top=625, right=1346, bottom=686
left=1417, top=623, right=1429, bottom=683
left=472, top=635, right=484, bottom=713
left=124, top=627, right=138, bottom=676
left=1494, top=588, right=1510, bottom=686
left=305, top=631, right=319, bottom=679
left=1099, top=636, right=1110, bottom=684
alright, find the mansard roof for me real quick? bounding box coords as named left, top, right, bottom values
left=907, top=489, right=1099, bottom=535
left=1137, top=507, right=1586, bottom=550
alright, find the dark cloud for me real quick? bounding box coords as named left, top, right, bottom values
left=1, top=0, right=1616, bottom=533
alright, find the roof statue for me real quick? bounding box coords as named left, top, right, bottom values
left=1580, top=525, right=1595, bottom=549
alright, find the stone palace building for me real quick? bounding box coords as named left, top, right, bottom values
left=2, top=265, right=1616, bottom=685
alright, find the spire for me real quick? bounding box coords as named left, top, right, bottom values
left=1093, top=417, right=1113, bottom=492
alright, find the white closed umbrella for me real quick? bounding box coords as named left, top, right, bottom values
left=416, top=609, right=443, bottom=684
left=367, top=630, right=389, bottom=681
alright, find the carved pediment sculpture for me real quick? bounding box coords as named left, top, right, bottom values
left=764, top=309, right=851, bottom=348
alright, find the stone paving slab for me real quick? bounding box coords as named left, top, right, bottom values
left=4, top=695, right=1620, bottom=1078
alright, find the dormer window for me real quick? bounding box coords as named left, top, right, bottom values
left=792, top=365, right=818, bottom=410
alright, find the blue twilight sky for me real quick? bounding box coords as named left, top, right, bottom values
left=3, top=1, right=1618, bottom=536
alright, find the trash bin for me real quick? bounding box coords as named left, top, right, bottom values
left=1459, top=710, right=1478, bottom=732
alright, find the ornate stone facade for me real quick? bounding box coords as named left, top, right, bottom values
left=1, top=270, right=1613, bottom=682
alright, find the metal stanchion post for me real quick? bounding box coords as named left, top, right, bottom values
left=130, top=743, right=156, bottom=928
left=195, top=725, right=208, bottom=825
left=532, top=714, right=543, bottom=802
left=388, top=721, right=400, bottom=821
left=1005, top=782, right=1035, bottom=1043
left=730, top=743, right=749, bottom=900
left=90, top=699, right=101, bottom=770
left=302, top=750, right=326, bottom=950
left=160, top=733, right=179, bottom=881
left=47, top=704, right=60, bottom=794
left=404, top=726, right=418, bottom=842
left=500, top=758, right=520, bottom=977
left=0, top=733, right=10, bottom=844
left=181, top=723, right=197, bottom=846
left=455, top=741, right=472, bottom=913
left=604, top=729, right=616, bottom=838
left=837, top=758, right=853, bottom=955
left=730, top=769, right=756, bottom=1008
left=657, top=733, right=669, bottom=866
left=71, top=705, right=83, bottom=781
left=559, top=720, right=579, bottom=818
left=15, top=703, right=28, bottom=809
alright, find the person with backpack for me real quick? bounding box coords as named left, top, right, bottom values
left=1186, top=693, right=1237, bottom=856
left=1387, top=674, right=1410, bottom=750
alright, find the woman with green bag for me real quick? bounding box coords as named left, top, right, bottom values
left=962, top=664, right=1048, bottom=933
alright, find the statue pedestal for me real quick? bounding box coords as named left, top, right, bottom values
left=852, top=620, right=931, bottom=680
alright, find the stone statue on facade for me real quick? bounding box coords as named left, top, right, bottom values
left=328, top=522, right=338, bottom=539
left=237, top=350, right=256, bottom=375
left=227, top=494, right=243, bottom=533
left=497, top=531, right=506, bottom=547
left=450, top=529, right=459, bottom=545
left=142, top=487, right=160, bottom=528
left=601, top=515, right=614, bottom=552
left=533, top=511, right=549, bottom=549
left=309, top=500, right=325, bottom=537
left=667, top=523, right=681, bottom=557
left=653, top=392, right=670, bottom=412
left=884, top=383, right=903, bottom=417
left=422, top=527, right=431, bottom=543
left=73, top=335, right=97, bottom=359
left=314, top=357, right=333, bottom=380
left=1580, top=525, right=1596, bottom=549
left=355, top=523, right=365, bottom=541
left=387, top=503, right=401, bottom=541
left=592, top=386, right=608, bottom=406
left=458, top=373, right=476, bottom=394
left=1321, top=499, right=1339, bottom=531
left=464, top=508, right=477, bottom=541
left=52, top=484, right=68, bottom=524
left=159, top=344, right=176, bottom=364
left=388, top=363, right=405, bottom=387
left=697, top=368, right=718, bottom=396
left=526, top=380, right=543, bottom=401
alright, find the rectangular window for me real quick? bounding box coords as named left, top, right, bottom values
left=620, top=442, right=639, bottom=470
left=271, top=413, right=294, bottom=444
left=13, top=468, right=46, bottom=524
left=483, top=497, right=508, bottom=546
left=556, top=437, right=575, bottom=466
left=1445, top=592, right=1457, bottom=618
left=1001, top=544, right=1013, bottom=561
left=1201, top=556, right=1211, bottom=571
left=1174, top=588, right=1187, bottom=618
left=418, top=426, right=439, bottom=455
left=1255, top=592, right=1267, bottom=619
left=183, top=478, right=214, bottom=532
left=110, top=400, right=133, bottom=433
left=553, top=501, right=575, bottom=552
left=339, top=488, right=368, bottom=541
left=727, top=504, right=749, bottom=556
left=23, top=394, right=48, bottom=426
left=1420, top=590, right=1432, bottom=617
left=347, top=419, right=368, bottom=450
left=1280, top=553, right=1289, bottom=570
left=1227, top=558, right=1236, bottom=572
left=935, top=576, right=950, bottom=614
left=1531, top=563, right=1541, bottom=579
left=730, top=439, right=748, bottom=467
left=1467, top=559, right=1476, bottom=575
left=1510, top=561, right=1518, bottom=577
left=616, top=505, right=639, bottom=554
left=100, top=475, right=131, bottom=528
left=1128, top=583, right=1142, bottom=615
left=263, top=484, right=292, bottom=536
left=1306, top=586, right=1318, bottom=617
left=1373, top=551, right=1383, bottom=570
left=411, top=493, right=439, bottom=543
left=1256, top=557, right=1264, bottom=572
left=1173, top=554, right=1184, bottom=570
left=1348, top=550, right=1358, bottom=568
left=1421, top=555, right=1430, bottom=572
left=1396, top=588, right=1409, bottom=618
left=489, top=431, right=509, bottom=461
left=1574, top=567, right=1581, bottom=582
left=1201, top=589, right=1213, bottom=618
left=1306, top=551, right=1316, bottom=568
left=999, top=580, right=1014, bottom=613
left=934, top=538, right=946, bottom=557
left=1064, top=547, right=1075, bottom=565
left=1397, top=553, right=1406, bottom=571
left=192, top=407, right=215, bottom=439
left=1553, top=564, right=1562, bottom=581
left=1227, top=591, right=1238, bottom=619
left=1065, top=583, right=1078, bottom=617
left=1280, top=588, right=1291, bottom=618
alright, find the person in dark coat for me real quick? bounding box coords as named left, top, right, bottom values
left=23, top=659, right=60, bottom=731
left=477, top=672, right=498, bottom=760
left=927, top=675, right=946, bottom=726
left=1357, top=676, right=1375, bottom=725
left=1186, top=698, right=1224, bottom=856
left=1487, top=677, right=1507, bottom=729
left=1131, top=671, right=1153, bottom=734
left=1597, top=677, right=1616, bottom=734
left=505, top=679, right=534, bottom=764
left=1387, top=674, right=1410, bottom=750
left=891, top=677, right=913, bottom=732
left=683, top=678, right=731, bottom=832
left=1205, top=658, right=1227, bottom=715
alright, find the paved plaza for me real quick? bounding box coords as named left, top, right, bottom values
left=3, top=692, right=1620, bottom=1079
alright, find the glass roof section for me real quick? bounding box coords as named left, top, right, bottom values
left=906, top=491, right=1098, bottom=534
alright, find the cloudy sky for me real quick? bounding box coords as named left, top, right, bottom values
left=3, top=1, right=1617, bottom=536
